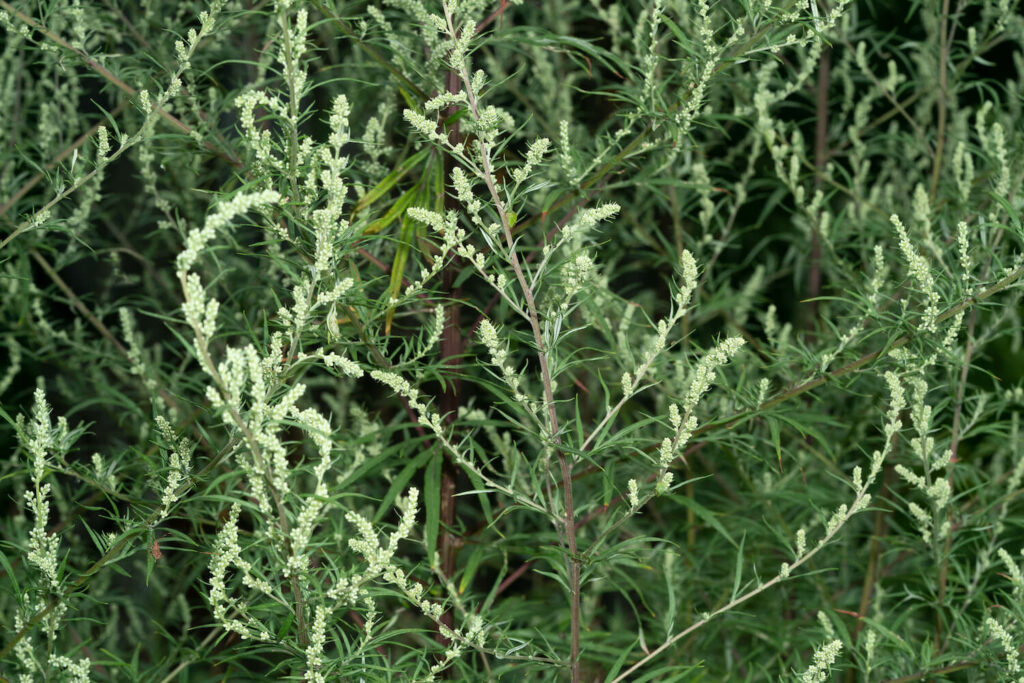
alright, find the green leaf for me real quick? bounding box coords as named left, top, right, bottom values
left=382, top=196, right=419, bottom=334
left=730, top=533, right=745, bottom=602
left=990, top=191, right=1023, bottom=235
left=461, top=464, right=494, bottom=523
left=145, top=534, right=156, bottom=587
left=350, top=147, right=429, bottom=219
left=374, top=446, right=433, bottom=522
left=459, top=546, right=485, bottom=595
left=604, top=636, right=640, bottom=681
left=0, top=403, right=16, bottom=428
left=602, top=460, right=614, bottom=507
left=277, top=612, right=295, bottom=640
left=91, top=100, right=124, bottom=143
left=397, top=84, right=420, bottom=112
left=516, top=29, right=628, bottom=79
left=859, top=616, right=914, bottom=655
left=668, top=482, right=737, bottom=549
left=362, top=180, right=420, bottom=236
left=416, top=155, right=444, bottom=259
left=768, top=416, right=782, bottom=471
left=425, top=448, right=441, bottom=562
left=0, top=549, right=22, bottom=604
left=660, top=15, right=701, bottom=59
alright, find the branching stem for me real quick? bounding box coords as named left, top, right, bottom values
left=441, top=5, right=581, bottom=678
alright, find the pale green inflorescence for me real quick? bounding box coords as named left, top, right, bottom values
left=797, top=639, right=843, bottom=683
left=5, top=0, right=1024, bottom=679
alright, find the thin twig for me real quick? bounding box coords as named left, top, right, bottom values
left=0, top=102, right=129, bottom=220
left=0, top=0, right=241, bottom=168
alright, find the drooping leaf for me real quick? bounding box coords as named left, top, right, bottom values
left=350, top=147, right=430, bottom=219
left=362, top=180, right=420, bottom=236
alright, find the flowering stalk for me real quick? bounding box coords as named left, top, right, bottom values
left=438, top=3, right=585, bottom=676
left=612, top=372, right=905, bottom=681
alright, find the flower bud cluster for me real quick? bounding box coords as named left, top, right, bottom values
left=797, top=639, right=843, bottom=683
left=347, top=487, right=419, bottom=580
left=156, top=415, right=193, bottom=520
left=14, top=385, right=74, bottom=587
left=894, top=378, right=953, bottom=544
left=304, top=603, right=330, bottom=682
left=953, top=142, right=974, bottom=204
left=511, top=137, right=551, bottom=185
left=682, top=337, right=746, bottom=415
left=890, top=214, right=941, bottom=333
left=560, top=252, right=596, bottom=310
left=208, top=503, right=275, bottom=639
left=558, top=120, right=579, bottom=185
left=985, top=616, right=1021, bottom=676
left=50, top=655, right=91, bottom=682
left=478, top=319, right=530, bottom=404
left=341, top=485, right=485, bottom=676
left=998, top=547, right=1024, bottom=596
left=177, top=190, right=281, bottom=275
left=278, top=8, right=310, bottom=112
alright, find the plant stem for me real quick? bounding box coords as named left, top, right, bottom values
left=442, top=4, right=581, bottom=677
left=436, top=64, right=465, bottom=652
left=610, top=478, right=878, bottom=682
left=929, top=0, right=952, bottom=199
left=808, top=44, right=830, bottom=333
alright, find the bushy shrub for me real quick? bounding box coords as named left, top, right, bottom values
left=1, top=0, right=1023, bottom=680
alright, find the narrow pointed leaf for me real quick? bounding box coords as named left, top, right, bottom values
left=363, top=181, right=420, bottom=236
left=351, top=147, right=429, bottom=219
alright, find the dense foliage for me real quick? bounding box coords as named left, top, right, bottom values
left=2, top=0, right=1024, bottom=680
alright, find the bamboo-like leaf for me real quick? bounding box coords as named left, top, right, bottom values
left=362, top=181, right=420, bottom=236
left=382, top=169, right=431, bottom=334
left=383, top=209, right=417, bottom=334
left=730, top=533, right=745, bottom=603
left=459, top=546, right=485, bottom=595
left=397, top=84, right=420, bottom=113
left=350, top=147, right=429, bottom=219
